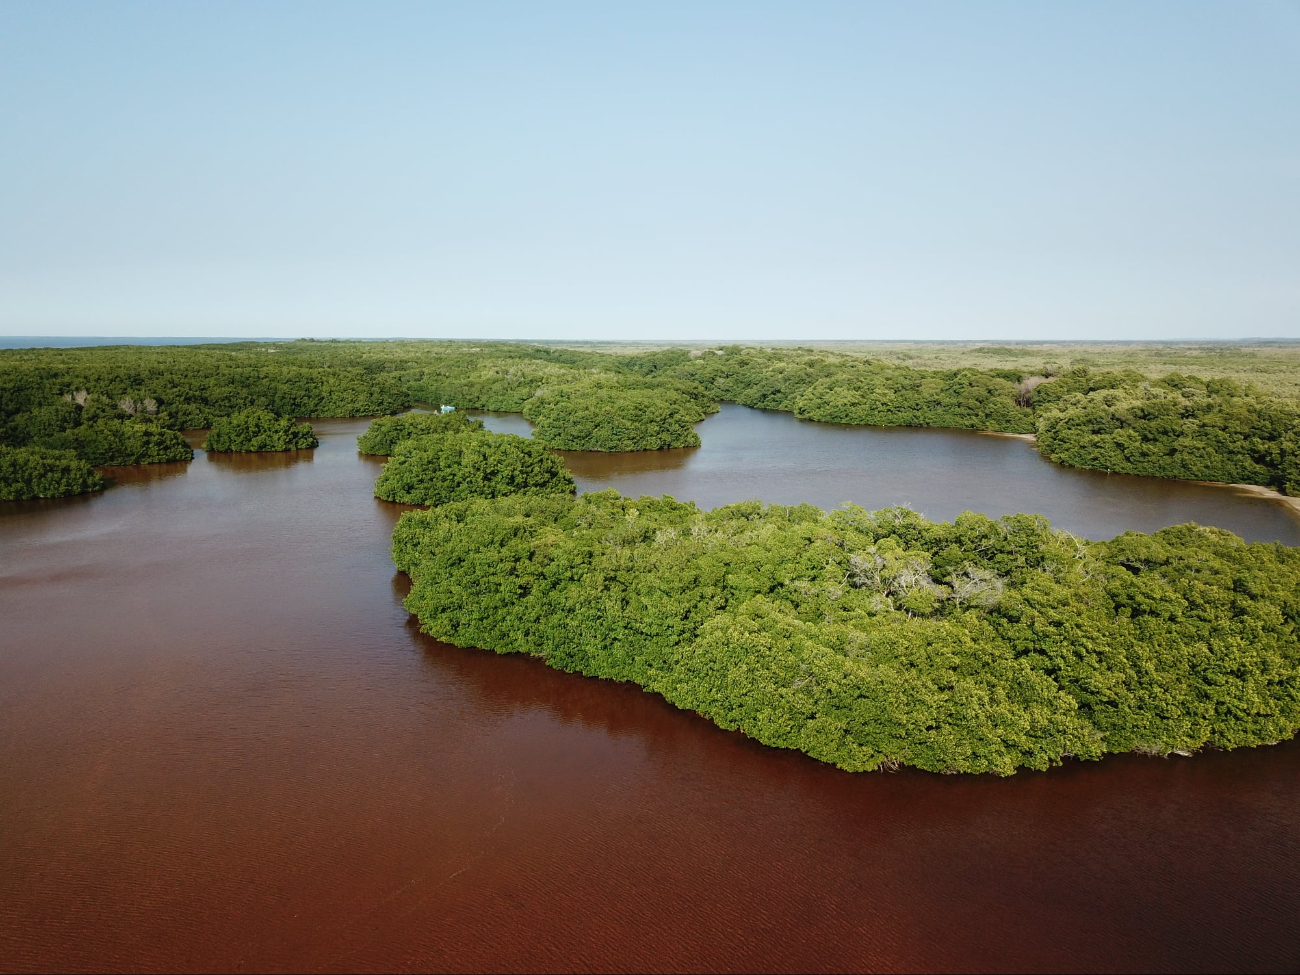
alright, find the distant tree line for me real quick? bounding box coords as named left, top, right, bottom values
left=3, top=340, right=1298, bottom=500
left=661, top=346, right=1037, bottom=433
left=636, top=347, right=1300, bottom=493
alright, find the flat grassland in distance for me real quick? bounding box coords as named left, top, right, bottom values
left=529, top=340, right=1300, bottom=402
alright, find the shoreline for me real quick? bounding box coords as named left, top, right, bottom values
left=975, top=429, right=1037, bottom=442
left=1214, top=482, right=1300, bottom=515
left=966, top=428, right=1300, bottom=517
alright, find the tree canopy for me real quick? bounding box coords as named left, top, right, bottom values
left=38, top=419, right=193, bottom=466
left=373, top=431, right=575, bottom=506
left=356, top=410, right=485, bottom=455
left=665, top=347, right=1036, bottom=433
left=203, top=409, right=319, bottom=452
left=1034, top=370, right=1300, bottom=494
left=2, top=339, right=1296, bottom=488
left=393, top=492, right=1300, bottom=775
left=523, top=379, right=708, bottom=451
left=0, top=444, right=105, bottom=500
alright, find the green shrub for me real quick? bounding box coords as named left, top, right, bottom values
left=0, top=445, right=105, bottom=500
left=38, top=419, right=193, bottom=466
left=374, top=431, right=575, bottom=505
left=524, top=382, right=704, bottom=451
left=357, top=411, right=484, bottom=455
left=393, top=492, right=1300, bottom=775
left=203, top=409, right=318, bottom=452
left=1036, top=377, right=1300, bottom=492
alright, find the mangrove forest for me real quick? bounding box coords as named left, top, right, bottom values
left=3, top=338, right=1299, bottom=775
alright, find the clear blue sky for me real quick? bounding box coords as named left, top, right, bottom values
left=2, top=1, right=1298, bottom=340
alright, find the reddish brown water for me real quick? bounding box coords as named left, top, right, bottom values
left=2, top=412, right=1298, bottom=973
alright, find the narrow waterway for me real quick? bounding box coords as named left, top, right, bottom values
left=1, top=411, right=1297, bottom=973
left=476, top=404, right=1300, bottom=543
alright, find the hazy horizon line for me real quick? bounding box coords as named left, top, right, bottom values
left=4, top=334, right=1300, bottom=349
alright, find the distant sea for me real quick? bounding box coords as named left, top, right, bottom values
left=5, top=336, right=1296, bottom=351
left=0, top=336, right=286, bottom=349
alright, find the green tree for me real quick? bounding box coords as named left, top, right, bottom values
left=524, top=382, right=705, bottom=451
left=357, top=410, right=484, bottom=455
left=374, top=431, right=575, bottom=505
left=0, top=445, right=105, bottom=500
left=39, top=419, right=193, bottom=466
left=203, top=409, right=319, bottom=452
left=392, top=492, right=1300, bottom=775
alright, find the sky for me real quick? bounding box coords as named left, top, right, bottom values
left=1, top=1, right=1298, bottom=341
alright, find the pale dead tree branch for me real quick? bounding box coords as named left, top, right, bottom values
left=141, top=397, right=159, bottom=415
left=848, top=551, right=885, bottom=589
left=72, top=389, right=89, bottom=406
left=885, top=555, right=938, bottom=599
left=948, top=565, right=1006, bottom=610
left=1060, top=529, right=1088, bottom=558
left=1015, top=375, right=1053, bottom=407
left=118, top=396, right=137, bottom=416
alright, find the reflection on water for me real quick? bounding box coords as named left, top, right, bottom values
left=465, top=410, right=534, bottom=439
left=474, top=405, right=1300, bottom=543
left=204, top=447, right=315, bottom=472
left=2, top=414, right=1298, bottom=973
left=181, top=428, right=208, bottom=449
left=102, top=460, right=192, bottom=487
left=557, top=445, right=698, bottom=478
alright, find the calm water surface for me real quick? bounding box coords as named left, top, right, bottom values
left=477, top=404, right=1300, bottom=544
left=1, top=410, right=1298, bottom=973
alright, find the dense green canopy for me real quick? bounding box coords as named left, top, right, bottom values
left=2, top=339, right=1296, bottom=486
left=523, top=380, right=708, bottom=451
left=356, top=410, right=485, bottom=455
left=1034, top=370, right=1300, bottom=494
left=0, top=444, right=105, bottom=501
left=374, top=431, right=575, bottom=506
left=35, top=418, right=193, bottom=466
left=0, top=343, right=409, bottom=432
left=667, top=347, right=1036, bottom=433
left=203, top=409, right=318, bottom=452
left=402, top=350, right=604, bottom=413
left=393, top=492, right=1300, bottom=775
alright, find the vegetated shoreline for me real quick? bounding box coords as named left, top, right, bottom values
left=394, top=559, right=1300, bottom=774
left=389, top=481, right=1300, bottom=778
left=444, top=400, right=1300, bottom=521
left=968, top=429, right=1300, bottom=516
left=389, top=564, right=1298, bottom=775
left=5, top=340, right=1299, bottom=503
left=365, top=406, right=1300, bottom=520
